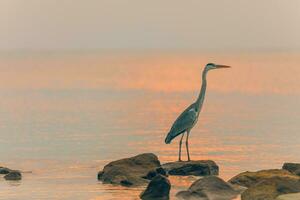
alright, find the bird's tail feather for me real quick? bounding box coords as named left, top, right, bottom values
left=165, top=131, right=183, bottom=144
left=165, top=134, right=172, bottom=144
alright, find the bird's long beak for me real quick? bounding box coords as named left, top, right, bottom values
left=215, top=64, right=231, bottom=69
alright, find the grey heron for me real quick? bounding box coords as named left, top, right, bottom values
left=165, top=63, right=231, bottom=161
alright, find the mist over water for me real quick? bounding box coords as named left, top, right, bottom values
left=1, top=51, right=300, bottom=200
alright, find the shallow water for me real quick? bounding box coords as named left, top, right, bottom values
left=0, top=51, right=300, bottom=200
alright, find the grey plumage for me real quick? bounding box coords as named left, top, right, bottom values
left=164, top=63, right=230, bottom=161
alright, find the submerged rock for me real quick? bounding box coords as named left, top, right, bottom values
left=0, top=167, right=11, bottom=174
left=229, top=169, right=299, bottom=188
left=176, top=176, right=240, bottom=200
left=140, top=174, right=171, bottom=200
left=98, top=153, right=161, bottom=186
left=162, top=160, right=219, bottom=176
left=4, top=170, right=22, bottom=181
left=241, top=176, right=300, bottom=200
left=282, top=163, right=300, bottom=176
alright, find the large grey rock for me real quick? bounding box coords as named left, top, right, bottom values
left=4, top=170, right=22, bottom=181
left=162, top=160, right=219, bottom=176
left=229, top=169, right=299, bottom=188
left=140, top=174, right=171, bottom=200
left=276, top=193, right=300, bottom=200
left=241, top=176, right=300, bottom=200
left=0, top=167, right=11, bottom=174
left=176, top=176, right=240, bottom=200
left=282, top=163, right=300, bottom=176
left=98, top=153, right=161, bottom=186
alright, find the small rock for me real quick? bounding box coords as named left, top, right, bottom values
left=283, top=163, right=300, bottom=176
left=156, top=167, right=167, bottom=176
left=4, top=171, right=22, bottom=181
left=241, top=176, right=300, bottom=200
left=98, top=153, right=161, bottom=186
left=140, top=174, right=171, bottom=200
left=143, top=167, right=167, bottom=180
left=162, top=160, right=219, bottom=176
left=229, top=169, right=299, bottom=188
left=0, top=167, right=11, bottom=174
left=176, top=176, right=240, bottom=200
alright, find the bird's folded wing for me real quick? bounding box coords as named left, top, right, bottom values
left=168, top=108, right=197, bottom=138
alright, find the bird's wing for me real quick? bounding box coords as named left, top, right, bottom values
left=165, top=104, right=197, bottom=143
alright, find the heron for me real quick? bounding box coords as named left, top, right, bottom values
left=164, top=63, right=231, bottom=161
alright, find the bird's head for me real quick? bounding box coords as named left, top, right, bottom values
left=205, top=63, right=231, bottom=71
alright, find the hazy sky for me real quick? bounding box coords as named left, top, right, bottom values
left=1, top=0, right=300, bottom=51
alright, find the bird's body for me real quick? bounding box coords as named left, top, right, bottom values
left=164, top=63, right=230, bottom=161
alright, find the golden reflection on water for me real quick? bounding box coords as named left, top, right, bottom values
left=1, top=51, right=300, bottom=94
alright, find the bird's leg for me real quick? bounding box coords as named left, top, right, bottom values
left=178, top=133, right=185, bottom=162
left=186, top=130, right=191, bottom=161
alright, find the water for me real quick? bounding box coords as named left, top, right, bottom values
left=1, top=51, right=300, bottom=199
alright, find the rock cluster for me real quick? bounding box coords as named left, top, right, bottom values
left=98, top=154, right=300, bottom=200
left=0, top=166, right=22, bottom=181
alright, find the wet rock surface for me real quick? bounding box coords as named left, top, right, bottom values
left=162, top=160, right=219, bottom=176
left=143, top=167, right=167, bottom=180
left=241, top=176, right=300, bottom=200
left=140, top=174, right=171, bottom=200
left=4, top=170, right=22, bottom=181
left=98, top=153, right=161, bottom=186
left=229, top=169, right=299, bottom=188
left=176, top=176, right=240, bottom=200
left=282, top=163, right=300, bottom=176
left=0, top=167, right=12, bottom=174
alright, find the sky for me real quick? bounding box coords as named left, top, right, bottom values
left=1, top=0, right=300, bottom=51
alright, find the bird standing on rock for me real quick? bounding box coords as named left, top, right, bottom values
left=165, top=63, right=231, bottom=161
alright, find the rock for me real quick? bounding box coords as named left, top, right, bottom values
left=176, top=176, right=240, bottom=200
left=0, top=167, right=11, bottom=174
left=98, top=153, right=161, bottom=186
left=140, top=174, right=171, bottom=200
left=229, top=169, right=299, bottom=188
left=162, top=160, right=219, bottom=176
left=283, top=163, right=300, bottom=176
left=4, top=171, right=22, bottom=181
left=276, top=192, right=300, bottom=200
left=143, top=167, right=167, bottom=180
left=241, top=176, right=300, bottom=200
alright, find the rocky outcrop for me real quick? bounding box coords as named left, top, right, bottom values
left=176, top=176, right=241, bottom=200
left=241, top=176, right=300, bottom=200
left=140, top=174, right=171, bottom=200
left=229, top=169, right=299, bottom=188
left=4, top=170, right=22, bottom=181
left=282, top=163, right=300, bottom=176
left=162, top=160, right=219, bottom=176
left=98, top=153, right=161, bottom=186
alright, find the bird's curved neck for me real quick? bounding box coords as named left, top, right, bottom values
left=195, top=69, right=207, bottom=111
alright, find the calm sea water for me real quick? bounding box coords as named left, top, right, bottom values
left=0, top=51, right=300, bottom=200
